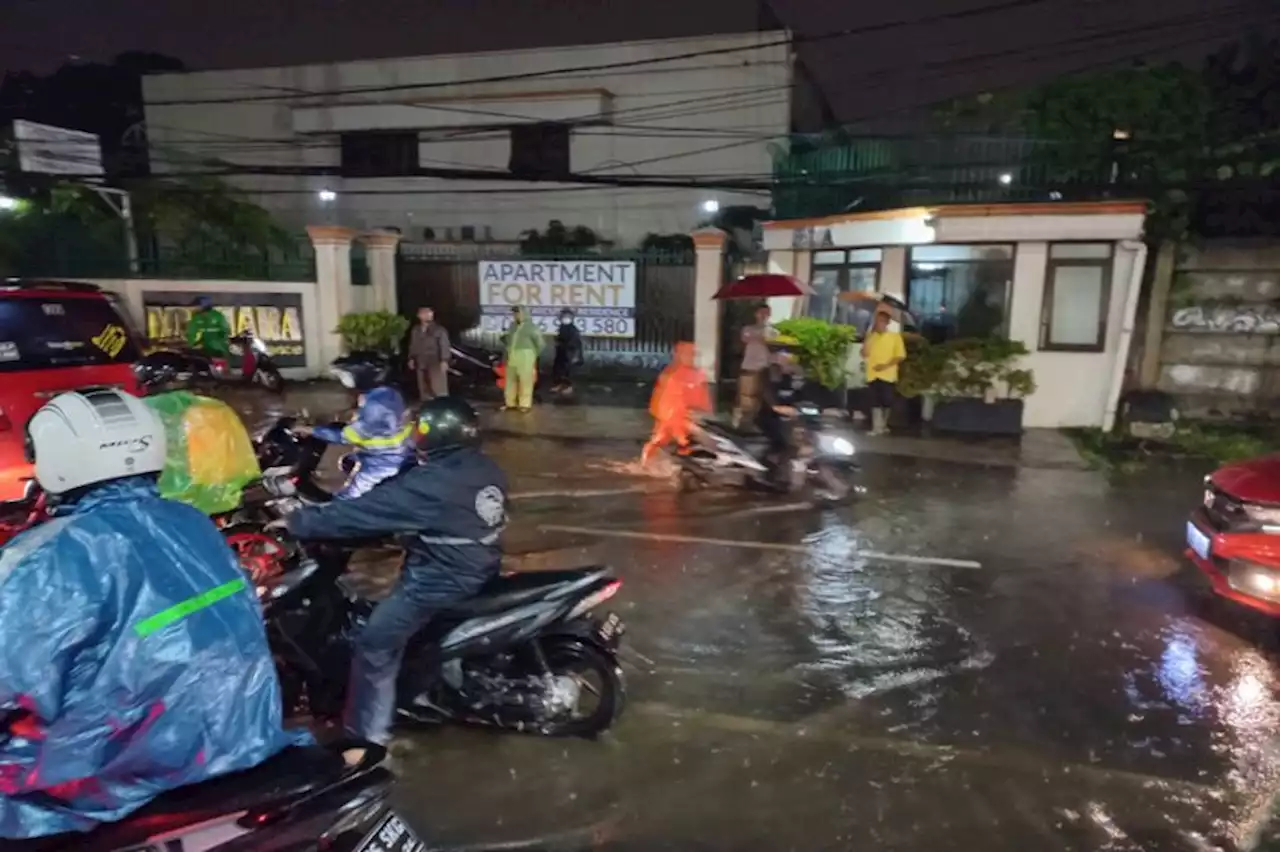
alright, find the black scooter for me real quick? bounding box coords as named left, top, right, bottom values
left=134, top=332, right=285, bottom=394
left=676, top=403, right=863, bottom=504
left=6, top=741, right=417, bottom=852
left=260, top=544, right=627, bottom=739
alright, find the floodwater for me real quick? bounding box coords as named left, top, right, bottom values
left=229, top=387, right=1280, bottom=851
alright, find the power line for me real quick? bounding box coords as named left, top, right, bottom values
left=143, top=0, right=1061, bottom=107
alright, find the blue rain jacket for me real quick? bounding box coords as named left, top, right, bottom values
left=312, top=385, right=413, bottom=499
left=0, top=478, right=305, bottom=839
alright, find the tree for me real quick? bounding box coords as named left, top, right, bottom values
left=939, top=39, right=1280, bottom=239
left=519, top=220, right=600, bottom=255
left=0, top=52, right=186, bottom=177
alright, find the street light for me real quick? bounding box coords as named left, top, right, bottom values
left=998, top=173, right=1014, bottom=186
left=701, top=199, right=720, bottom=214
left=317, top=189, right=337, bottom=203
left=0, top=195, right=18, bottom=212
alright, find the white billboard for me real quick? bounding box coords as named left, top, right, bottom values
left=477, top=259, right=637, bottom=338
left=13, top=119, right=104, bottom=177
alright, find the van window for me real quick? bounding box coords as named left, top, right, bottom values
left=0, top=296, right=142, bottom=372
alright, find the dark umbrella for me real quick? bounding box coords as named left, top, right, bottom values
left=838, top=292, right=917, bottom=332
left=712, top=273, right=814, bottom=300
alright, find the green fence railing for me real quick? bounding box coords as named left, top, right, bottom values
left=771, top=133, right=1114, bottom=219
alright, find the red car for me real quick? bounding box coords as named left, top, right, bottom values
left=0, top=279, right=142, bottom=509
left=1186, top=455, right=1280, bottom=616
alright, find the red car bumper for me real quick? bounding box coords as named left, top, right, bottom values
left=1186, top=507, right=1280, bottom=617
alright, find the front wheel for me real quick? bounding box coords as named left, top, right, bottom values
left=539, top=639, right=626, bottom=738
left=254, top=366, right=285, bottom=393
left=810, top=462, right=858, bottom=505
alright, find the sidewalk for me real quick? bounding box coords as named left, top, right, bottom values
left=483, top=403, right=1091, bottom=471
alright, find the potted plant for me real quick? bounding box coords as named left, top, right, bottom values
left=896, top=335, right=947, bottom=422
left=774, top=317, right=857, bottom=411
left=925, top=337, right=1036, bottom=436
left=335, top=311, right=410, bottom=356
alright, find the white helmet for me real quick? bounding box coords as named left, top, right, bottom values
left=26, top=389, right=166, bottom=495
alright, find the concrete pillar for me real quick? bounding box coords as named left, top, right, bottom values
left=360, top=230, right=402, bottom=313
left=307, top=224, right=357, bottom=366
left=880, top=246, right=908, bottom=301
left=1139, top=241, right=1177, bottom=388
left=692, top=227, right=727, bottom=382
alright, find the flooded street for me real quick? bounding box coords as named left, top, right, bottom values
left=234, top=388, right=1280, bottom=851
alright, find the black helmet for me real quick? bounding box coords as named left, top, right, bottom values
left=414, top=397, right=480, bottom=455
left=330, top=351, right=390, bottom=392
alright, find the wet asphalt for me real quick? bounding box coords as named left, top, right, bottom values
left=226, top=386, right=1280, bottom=852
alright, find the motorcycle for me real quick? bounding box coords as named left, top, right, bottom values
left=7, top=741, right=418, bottom=852
left=676, top=402, right=862, bottom=504
left=260, top=543, right=627, bottom=738
left=134, top=331, right=285, bottom=394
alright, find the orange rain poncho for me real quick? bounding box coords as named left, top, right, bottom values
left=642, top=342, right=711, bottom=463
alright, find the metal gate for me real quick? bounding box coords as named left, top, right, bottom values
left=396, top=247, right=695, bottom=377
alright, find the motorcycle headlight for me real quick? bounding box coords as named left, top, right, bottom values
left=252, top=337, right=269, bottom=354
left=817, top=433, right=856, bottom=456
left=329, top=367, right=356, bottom=389
left=1244, top=503, right=1280, bottom=527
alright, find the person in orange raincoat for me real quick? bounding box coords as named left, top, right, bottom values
left=641, top=341, right=712, bottom=466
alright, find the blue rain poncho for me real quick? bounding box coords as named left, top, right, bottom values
left=312, top=385, right=413, bottom=499
left=0, top=478, right=305, bottom=839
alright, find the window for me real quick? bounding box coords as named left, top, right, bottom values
left=340, top=131, right=419, bottom=177
left=1041, top=243, right=1112, bottom=351
left=509, top=122, right=571, bottom=177
left=0, top=295, right=142, bottom=373
left=807, top=248, right=881, bottom=327
left=907, top=244, right=1014, bottom=342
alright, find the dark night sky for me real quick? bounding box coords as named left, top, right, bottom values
left=1, top=0, right=1275, bottom=124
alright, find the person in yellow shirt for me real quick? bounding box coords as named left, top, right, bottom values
left=862, top=309, right=906, bottom=436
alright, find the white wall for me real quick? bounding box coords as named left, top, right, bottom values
left=85, top=279, right=327, bottom=379
left=143, top=33, right=791, bottom=246
left=1011, top=243, right=1141, bottom=429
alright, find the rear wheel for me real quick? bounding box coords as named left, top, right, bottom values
left=811, top=462, right=856, bottom=505
left=539, top=640, right=625, bottom=738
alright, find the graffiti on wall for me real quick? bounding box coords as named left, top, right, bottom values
left=1170, top=303, right=1280, bottom=334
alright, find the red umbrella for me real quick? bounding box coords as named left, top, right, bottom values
left=712, top=273, right=813, bottom=300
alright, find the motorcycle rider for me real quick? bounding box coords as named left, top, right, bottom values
left=0, top=389, right=300, bottom=839
left=185, top=295, right=231, bottom=359
left=755, top=343, right=804, bottom=488
left=281, top=397, right=507, bottom=764
left=297, top=384, right=413, bottom=500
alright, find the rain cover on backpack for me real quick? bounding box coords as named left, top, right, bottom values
left=144, top=391, right=261, bottom=515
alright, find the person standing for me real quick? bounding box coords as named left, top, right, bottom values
left=502, top=306, right=543, bottom=412
left=408, top=306, right=450, bottom=400
left=863, top=309, right=906, bottom=436
left=733, top=303, right=773, bottom=428
left=551, top=308, right=584, bottom=394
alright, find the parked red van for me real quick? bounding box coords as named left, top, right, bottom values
left=1186, top=454, right=1280, bottom=616
left=0, top=279, right=142, bottom=505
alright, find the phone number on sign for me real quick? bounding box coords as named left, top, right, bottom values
left=478, top=313, right=634, bottom=339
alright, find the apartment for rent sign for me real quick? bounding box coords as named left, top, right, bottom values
left=478, top=260, right=636, bottom=338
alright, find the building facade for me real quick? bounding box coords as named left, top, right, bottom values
left=758, top=202, right=1149, bottom=430
left=142, top=33, right=791, bottom=247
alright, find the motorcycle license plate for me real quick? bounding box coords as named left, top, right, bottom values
left=355, top=811, right=425, bottom=852
left=598, top=611, right=625, bottom=645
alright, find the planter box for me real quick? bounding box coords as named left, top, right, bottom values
left=932, top=397, right=1024, bottom=436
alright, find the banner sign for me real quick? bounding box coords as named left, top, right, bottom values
left=143, top=290, right=307, bottom=368
left=477, top=260, right=636, bottom=338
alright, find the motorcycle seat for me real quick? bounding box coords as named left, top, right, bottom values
left=446, top=567, right=609, bottom=616
left=16, top=746, right=351, bottom=852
